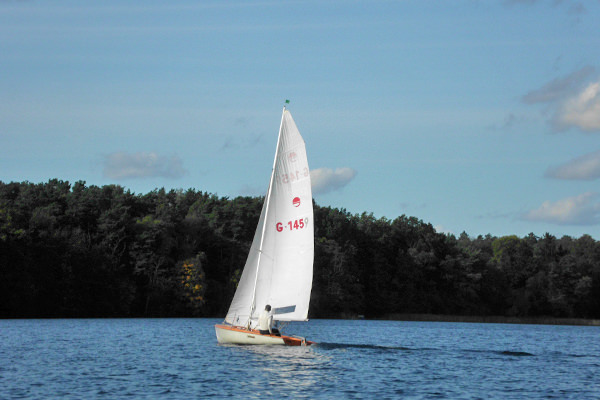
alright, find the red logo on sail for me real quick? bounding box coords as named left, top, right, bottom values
left=288, top=152, right=297, bottom=162
left=293, top=197, right=301, bottom=207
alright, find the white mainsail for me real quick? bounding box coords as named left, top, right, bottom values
left=224, top=108, right=314, bottom=329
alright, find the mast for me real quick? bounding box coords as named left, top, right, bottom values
left=247, top=106, right=287, bottom=327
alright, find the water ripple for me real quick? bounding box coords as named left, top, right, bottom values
left=1, top=319, right=599, bottom=399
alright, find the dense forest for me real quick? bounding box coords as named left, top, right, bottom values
left=1, top=179, right=599, bottom=320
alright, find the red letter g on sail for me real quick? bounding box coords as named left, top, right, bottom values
left=276, top=222, right=283, bottom=232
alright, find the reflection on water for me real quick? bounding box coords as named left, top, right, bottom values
left=221, top=344, right=328, bottom=392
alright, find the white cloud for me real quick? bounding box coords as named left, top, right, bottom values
left=521, top=66, right=600, bottom=133
left=488, top=112, right=529, bottom=131
left=523, top=192, right=600, bottom=225
left=546, top=150, right=600, bottom=180
left=310, top=167, right=357, bottom=195
left=522, top=66, right=595, bottom=104
left=103, top=152, right=187, bottom=180
left=554, top=82, right=600, bottom=132
left=220, top=134, right=263, bottom=151
left=504, top=0, right=587, bottom=16
left=434, top=225, right=454, bottom=235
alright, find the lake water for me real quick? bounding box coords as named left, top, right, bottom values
left=1, top=319, right=599, bottom=399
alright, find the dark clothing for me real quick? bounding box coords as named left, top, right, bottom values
left=259, top=328, right=281, bottom=336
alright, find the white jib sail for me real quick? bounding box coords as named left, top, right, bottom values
left=224, top=108, right=314, bottom=328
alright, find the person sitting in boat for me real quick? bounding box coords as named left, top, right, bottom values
left=258, top=305, right=280, bottom=336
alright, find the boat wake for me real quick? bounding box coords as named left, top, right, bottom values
left=314, top=342, right=412, bottom=351
left=463, top=349, right=535, bottom=357
left=497, top=350, right=535, bottom=357
left=314, top=343, right=535, bottom=357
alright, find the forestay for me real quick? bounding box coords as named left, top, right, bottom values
left=224, top=109, right=314, bottom=328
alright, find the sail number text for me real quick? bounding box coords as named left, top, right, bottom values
left=277, top=168, right=309, bottom=185
left=276, top=218, right=309, bottom=232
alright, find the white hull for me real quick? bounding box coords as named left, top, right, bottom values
left=215, top=324, right=285, bottom=345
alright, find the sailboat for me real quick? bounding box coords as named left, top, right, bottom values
left=214, top=106, right=315, bottom=346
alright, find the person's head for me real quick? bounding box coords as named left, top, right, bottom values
left=265, top=304, right=271, bottom=311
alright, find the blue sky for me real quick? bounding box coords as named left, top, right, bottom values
left=2, top=0, right=600, bottom=239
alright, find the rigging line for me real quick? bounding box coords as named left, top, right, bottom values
left=248, top=106, right=287, bottom=328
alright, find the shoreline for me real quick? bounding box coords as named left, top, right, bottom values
left=3, top=314, right=600, bottom=326
left=371, top=314, right=600, bottom=326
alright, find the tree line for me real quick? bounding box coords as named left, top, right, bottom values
left=1, top=179, right=599, bottom=320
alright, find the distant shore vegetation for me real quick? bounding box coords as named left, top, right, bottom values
left=1, top=179, right=599, bottom=322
